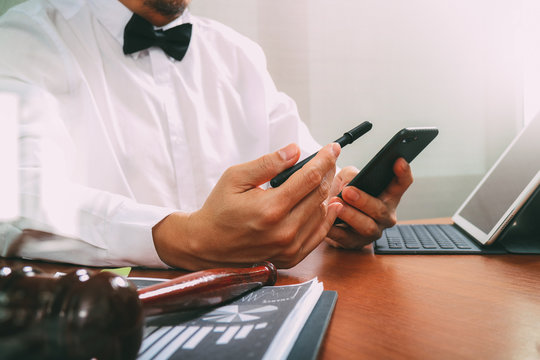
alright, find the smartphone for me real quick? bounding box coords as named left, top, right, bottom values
left=339, top=126, right=438, bottom=199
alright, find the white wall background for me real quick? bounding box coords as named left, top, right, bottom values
left=522, top=0, right=540, bottom=125
left=2, top=0, right=539, bottom=219
left=190, top=0, right=539, bottom=220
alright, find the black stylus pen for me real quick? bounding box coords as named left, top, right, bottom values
left=270, top=121, right=373, bottom=188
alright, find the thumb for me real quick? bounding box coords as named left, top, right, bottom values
left=380, top=158, right=414, bottom=207
left=236, top=143, right=301, bottom=188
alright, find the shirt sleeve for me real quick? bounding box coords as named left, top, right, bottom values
left=0, top=80, right=174, bottom=268
left=246, top=40, right=341, bottom=171
left=246, top=43, right=321, bottom=157
left=0, top=9, right=177, bottom=268
left=268, top=90, right=322, bottom=158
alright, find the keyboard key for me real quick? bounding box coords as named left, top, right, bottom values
left=396, top=228, right=418, bottom=248
left=425, top=225, right=456, bottom=249
left=386, top=240, right=405, bottom=249
left=385, top=226, right=401, bottom=238
left=404, top=241, right=420, bottom=249
left=439, top=226, right=473, bottom=249
left=410, top=225, right=437, bottom=249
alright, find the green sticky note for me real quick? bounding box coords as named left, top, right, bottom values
left=101, top=267, right=132, bottom=277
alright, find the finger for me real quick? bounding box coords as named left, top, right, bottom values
left=324, top=237, right=345, bottom=249
left=287, top=161, right=336, bottom=227
left=302, top=201, right=343, bottom=253
left=325, top=225, right=374, bottom=249
left=340, top=187, right=395, bottom=227
left=273, top=201, right=343, bottom=268
left=330, top=166, right=359, bottom=197
left=262, top=165, right=335, bottom=260
left=287, top=176, right=333, bottom=241
left=230, top=143, right=301, bottom=189
left=332, top=204, right=385, bottom=242
left=379, top=158, right=414, bottom=207
left=274, top=143, right=340, bottom=212
left=337, top=166, right=360, bottom=184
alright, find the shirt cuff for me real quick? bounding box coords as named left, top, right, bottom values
left=104, top=202, right=177, bottom=269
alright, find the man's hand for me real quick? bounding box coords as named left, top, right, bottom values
left=325, top=158, right=413, bottom=249
left=152, top=143, right=343, bottom=270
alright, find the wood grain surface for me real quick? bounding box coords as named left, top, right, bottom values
left=2, top=218, right=540, bottom=359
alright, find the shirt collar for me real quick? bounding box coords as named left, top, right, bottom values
left=49, top=0, right=85, bottom=19
left=88, top=0, right=133, bottom=45
left=160, top=9, right=193, bottom=31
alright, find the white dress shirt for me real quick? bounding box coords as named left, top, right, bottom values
left=0, top=0, right=321, bottom=268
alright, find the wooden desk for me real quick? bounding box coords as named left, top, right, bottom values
left=2, top=218, right=540, bottom=359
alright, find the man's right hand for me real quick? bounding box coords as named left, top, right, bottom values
left=152, top=143, right=343, bottom=270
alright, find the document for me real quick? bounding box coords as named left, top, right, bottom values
left=130, top=277, right=329, bottom=360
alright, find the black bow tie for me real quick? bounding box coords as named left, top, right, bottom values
left=123, top=14, right=192, bottom=61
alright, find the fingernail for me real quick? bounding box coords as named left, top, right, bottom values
left=330, top=142, right=341, bottom=157
left=329, top=196, right=343, bottom=205
left=329, top=201, right=343, bottom=215
left=401, top=160, right=409, bottom=171
left=278, top=143, right=298, bottom=161
left=344, top=187, right=360, bottom=201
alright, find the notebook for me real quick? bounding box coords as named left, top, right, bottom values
left=375, top=115, right=540, bottom=254
left=130, top=278, right=337, bottom=360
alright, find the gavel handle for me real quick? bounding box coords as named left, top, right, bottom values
left=138, top=262, right=277, bottom=316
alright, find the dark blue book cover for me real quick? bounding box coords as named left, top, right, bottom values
left=130, top=278, right=336, bottom=360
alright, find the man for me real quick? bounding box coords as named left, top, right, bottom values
left=0, top=0, right=412, bottom=270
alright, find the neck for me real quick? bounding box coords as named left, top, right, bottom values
left=118, top=0, right=185, bottom=27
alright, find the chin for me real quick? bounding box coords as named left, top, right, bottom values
left=144, top=0, right=191, bottom=17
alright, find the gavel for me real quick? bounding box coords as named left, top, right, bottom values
left=0, top=262, right=276, bottom=360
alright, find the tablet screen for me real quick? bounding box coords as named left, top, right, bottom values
left=453, top=116, right=540, bottom=244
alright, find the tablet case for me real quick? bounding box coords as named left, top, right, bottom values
left=497, top=185, right=540, bottom=254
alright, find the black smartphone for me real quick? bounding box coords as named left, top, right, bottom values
left=338, top=126, right=438, bottom=200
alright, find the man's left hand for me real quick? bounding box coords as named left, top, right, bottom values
left=325, top=158, right=413, bottom=249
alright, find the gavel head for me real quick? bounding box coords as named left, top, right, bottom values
left=0, top=266, right=144, bottom=360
